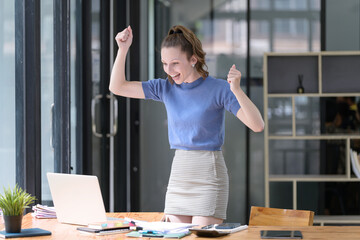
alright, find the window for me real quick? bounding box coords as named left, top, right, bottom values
left=0, top=0, right=16, bottom=190
left=41, top=0, right=54, bottom=204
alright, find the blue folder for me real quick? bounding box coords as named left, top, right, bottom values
left=0, top=228, right=51, bottom=238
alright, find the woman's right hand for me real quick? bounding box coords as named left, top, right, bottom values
left=115, top=26, right=133, bottom=51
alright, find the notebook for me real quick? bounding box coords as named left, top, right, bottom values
left=47, top=173, right=107, bottom=226
left=0, top=228, right=51, bottom=238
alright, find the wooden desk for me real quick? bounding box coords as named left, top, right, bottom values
left=2, top=213, right=360, bottom=239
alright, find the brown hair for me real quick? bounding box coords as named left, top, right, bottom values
left=161, top=25, right=209, bottom=84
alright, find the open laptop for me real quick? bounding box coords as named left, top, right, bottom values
left=47, top=172, right=108, bottom=226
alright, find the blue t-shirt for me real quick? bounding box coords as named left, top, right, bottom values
left=142, top=76, right=241, bottom=151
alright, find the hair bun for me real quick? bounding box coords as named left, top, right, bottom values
left=169, top=29, right=183, bottom=35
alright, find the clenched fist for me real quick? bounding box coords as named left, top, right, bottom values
left=115, top=26, right=133, bottom=51
left=227, top=64, right=241, bottom=92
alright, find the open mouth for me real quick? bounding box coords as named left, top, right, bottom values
left=170, top=73, right=180, bottom=81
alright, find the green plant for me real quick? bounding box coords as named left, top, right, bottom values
left=0, top=184, right=36, bottom=216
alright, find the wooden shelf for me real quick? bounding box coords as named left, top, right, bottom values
left=268, top=135, right=360, bottom=140
left=264, top=51, right=360, bottom=216
left=314, top=215, right=360, bottom=226
left=269, top=175, right=360, bottom=182
left=268, top=93, right=360, bottom=97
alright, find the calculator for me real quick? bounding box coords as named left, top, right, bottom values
left=215, top=223, right=242, bottom=229
left=189, top=223, right=248, bottom=237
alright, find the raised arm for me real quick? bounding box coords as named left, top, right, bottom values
left=109, top=26, right=145, bottom=99
left=227, top=64, right=264, bottom=132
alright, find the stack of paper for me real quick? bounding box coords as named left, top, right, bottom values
left=31, top=204, right=57, bottom=219
left=126, top=217, right=196, bottom=232
left=124, top=218, right=197, bottom=238
left=134, top=221, right=197, bottom=234
left=126, top=230, right=191, bottom=238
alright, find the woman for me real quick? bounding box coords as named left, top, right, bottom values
left=109, top=25, right=264, bottom=225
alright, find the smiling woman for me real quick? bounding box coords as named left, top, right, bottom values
left=160, top=45, right=200, bottom=85
left=109, top=24, right=264, bottom=226
left=160, top=25, right=207, bottom=85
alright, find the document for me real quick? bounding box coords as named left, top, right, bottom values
left=124, top=217, right=197, bottom=238
left=31, top=204, right=57, bottom=219
left=131, top=221, right=197, bottom=234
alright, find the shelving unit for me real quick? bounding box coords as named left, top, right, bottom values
left=263, top=51, right=360, bottom=226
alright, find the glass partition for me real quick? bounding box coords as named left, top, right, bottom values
left=0, top=1, right=16, bottom=191
left=70, top=0, right=78, bottom=174
left=41, top=0, right=54, bottom=204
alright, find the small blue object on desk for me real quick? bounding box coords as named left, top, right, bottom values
left=0, top=228, right=51, bottom=239
left=126, top=230, right=191, bottom=239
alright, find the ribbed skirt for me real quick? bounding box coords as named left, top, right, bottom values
left=164, top=150, right=229, bottom=219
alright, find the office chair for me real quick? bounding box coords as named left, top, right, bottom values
left=249, top=206, right=314, bottom=226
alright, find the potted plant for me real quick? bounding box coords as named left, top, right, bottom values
left=0, top=184, right=36, bottom=233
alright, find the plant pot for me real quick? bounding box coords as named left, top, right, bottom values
left=3, top=215, right=23, bottom=233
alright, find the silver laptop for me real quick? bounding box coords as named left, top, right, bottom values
left=47, top=172, right=107, bottom=225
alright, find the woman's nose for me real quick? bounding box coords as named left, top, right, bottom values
left=164, top=65, right=172, bottom=74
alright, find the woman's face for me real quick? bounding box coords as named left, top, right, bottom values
left=161, top=46, right=197, bottom=84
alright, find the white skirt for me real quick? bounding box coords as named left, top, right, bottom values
left=164, top=150, right=229, bottom=219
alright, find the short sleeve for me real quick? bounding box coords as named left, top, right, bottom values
left=142, top=78, right=166, bottom=102
left=223, top=84, right=241, bottom=116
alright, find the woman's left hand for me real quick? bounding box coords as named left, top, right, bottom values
left=227, top=64, right=241, bottom=92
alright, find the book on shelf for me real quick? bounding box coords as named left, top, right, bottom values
left=350, top=149, right=360, bottom=178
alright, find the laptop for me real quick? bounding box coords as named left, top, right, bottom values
left=47, top=172, right=107, bottom=226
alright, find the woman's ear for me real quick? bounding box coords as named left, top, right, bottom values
left=190, top=55, right=198, bottom=65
